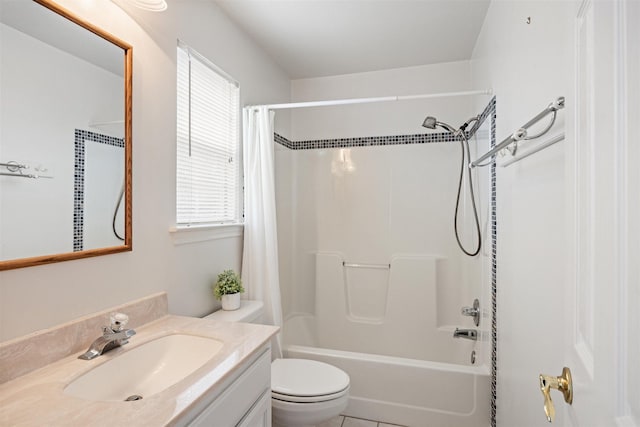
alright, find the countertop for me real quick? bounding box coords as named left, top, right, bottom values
left=0, top=315, right=278, bottom=426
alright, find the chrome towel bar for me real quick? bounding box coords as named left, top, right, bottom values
left=499, top=133, right=565, bottom=167
left=470, top=96, right=565, bottom=168
left=1, top=160, right=52, bottom=179
left=0, top=172, right=53, bottom=179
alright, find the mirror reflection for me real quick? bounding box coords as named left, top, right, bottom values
left=0, top=0, right=131, bottom=268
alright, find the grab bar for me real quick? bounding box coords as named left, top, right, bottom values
left=342, top=261, right=390, bottom=270
left=470, top=96, right=565, bottom=168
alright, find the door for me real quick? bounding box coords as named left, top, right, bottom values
left=491, top=0, right=638, bottom=424
left=563, top=0, right=639, bottom=425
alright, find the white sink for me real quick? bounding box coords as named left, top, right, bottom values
left=64, top=334, right=223, bottom=402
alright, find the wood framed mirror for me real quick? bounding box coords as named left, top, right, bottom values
left=0, top=0, right=132, bottom=270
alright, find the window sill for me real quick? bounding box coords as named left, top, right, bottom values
left=169, top=223, right=243, bottom=245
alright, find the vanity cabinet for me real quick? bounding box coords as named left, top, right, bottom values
left=180, top=344, right=272, bottom=427
left=0, top=310, right=279, bottom=426
left=237, top=391, right=271, bottom=427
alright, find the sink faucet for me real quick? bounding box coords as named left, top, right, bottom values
left=79, top=313, right=136, bottom=360
left=453, top=328, right=478, bottom=341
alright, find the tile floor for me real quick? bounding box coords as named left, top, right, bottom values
left=317, top=415, right=406, bottom=427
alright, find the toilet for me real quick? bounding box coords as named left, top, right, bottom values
left=204, top=301, right=350, bottom=427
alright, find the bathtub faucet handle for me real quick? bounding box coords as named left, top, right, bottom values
left=461, top=298, right=480, bottom=326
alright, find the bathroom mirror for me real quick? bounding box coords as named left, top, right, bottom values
left=0, top=0, right=132, bottom=270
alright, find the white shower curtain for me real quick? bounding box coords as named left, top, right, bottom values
left=241, top=106, right=283, bottom=358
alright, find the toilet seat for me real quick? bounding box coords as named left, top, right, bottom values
left=272, top=387, right=349, bottom=403
left=271, top=359, right=350, bottom=403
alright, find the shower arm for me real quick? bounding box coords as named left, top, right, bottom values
left=469, top=96, right=565, bottom=168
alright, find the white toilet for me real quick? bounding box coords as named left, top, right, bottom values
left=204, top=301, right=350, bottom=427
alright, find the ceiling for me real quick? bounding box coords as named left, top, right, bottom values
left=215, top=0, right=491, bottom=79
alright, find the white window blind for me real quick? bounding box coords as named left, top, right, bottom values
left=176, top=43, right=241, bottom=226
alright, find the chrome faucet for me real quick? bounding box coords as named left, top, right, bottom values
left=79, top=313, right=136, bottom=360
left=453, top=328, right=478, bottom=341
left=461, top=298, right=480, bottom=326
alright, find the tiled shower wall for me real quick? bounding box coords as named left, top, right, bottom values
left=73, top=129, right=125, bottom=252
left=276, top=98, right=497, bottom=421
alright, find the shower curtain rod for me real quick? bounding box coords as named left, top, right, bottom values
left=247, top=89, right=492, bottom=111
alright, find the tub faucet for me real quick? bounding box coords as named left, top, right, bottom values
left=453, top=328, right=478, bottom=341
left=78, top=313, right=136, bottom=360
left=461, top=298, right=480, bottom=326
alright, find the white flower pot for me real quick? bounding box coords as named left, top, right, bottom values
left=221, top=293, right=241, bottom=311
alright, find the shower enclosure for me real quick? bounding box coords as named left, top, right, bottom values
left=274, top=96, right=495, bottom=426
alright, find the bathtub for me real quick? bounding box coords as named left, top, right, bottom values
left=283, top=314, right=490, bottom=427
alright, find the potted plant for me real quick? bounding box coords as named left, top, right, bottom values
left=213, top=269, right=244, bottom=311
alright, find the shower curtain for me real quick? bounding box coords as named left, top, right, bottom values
left=241, top=106, right=283, bottom=358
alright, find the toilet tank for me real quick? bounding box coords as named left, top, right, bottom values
left=203, top=300, right=265, bottom=323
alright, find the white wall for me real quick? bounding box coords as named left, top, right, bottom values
left=471, top=1, right=572, bottom=425
left=0, top=0, right=290, bottom=342
left=626, top=4, right=640, bottom=421
left=0, top=23, right=123, bottom=260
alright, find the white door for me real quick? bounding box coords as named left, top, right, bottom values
left=498, top=0, right=639, bottom=425
left=563, top=0, right=639, bottom=425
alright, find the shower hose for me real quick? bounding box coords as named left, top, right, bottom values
left=454, top=119, right=482, bottom=257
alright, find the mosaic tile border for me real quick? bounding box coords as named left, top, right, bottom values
left=467, top=96, right=498, bottom=426
left=275, top=99, right=496, bottom=151
left=275, top=131, right=462, bottom=150
left=73, top=129, right=125, bottom=252
left=274, top=133, right=295, bottom=149
left=488, top=97, right=497, bottom=427
left=470, top=97, right=495, bottom=136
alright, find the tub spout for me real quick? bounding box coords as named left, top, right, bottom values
left=453, top=328, right=478, bottom=341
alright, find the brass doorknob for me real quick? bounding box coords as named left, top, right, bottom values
left=539, top=367, right=573, bottom=423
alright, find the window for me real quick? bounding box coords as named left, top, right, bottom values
left=176, top=42, right=241, bottom=226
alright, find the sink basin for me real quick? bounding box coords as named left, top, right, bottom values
left=64, top=334, right=223, bottom=402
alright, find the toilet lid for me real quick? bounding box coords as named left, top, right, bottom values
left=271, top=359, right=350, bottom=400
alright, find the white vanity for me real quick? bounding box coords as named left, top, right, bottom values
left=0, top=293, right=278, bottom=426
left=182, top=345, right=272, bottom=427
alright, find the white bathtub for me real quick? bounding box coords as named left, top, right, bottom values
left=283, top=314, right=490, bottom=427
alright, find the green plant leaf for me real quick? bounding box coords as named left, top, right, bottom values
left=213, top=269, right=244, bottom=300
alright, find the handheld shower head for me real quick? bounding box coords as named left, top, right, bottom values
left=420, top=113, right=483, bottom=257
left=421, top=116, right=457, bottom=134
left=422, top=116, right=438, bottom=129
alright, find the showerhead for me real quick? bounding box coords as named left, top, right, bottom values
left=422, top=116, right=457, bottom=134
left=422, top=116, right=438, bottom=129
